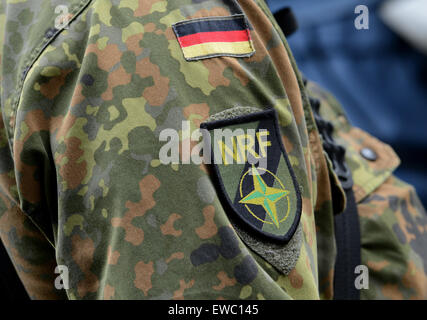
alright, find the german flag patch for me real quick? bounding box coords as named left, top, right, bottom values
left=172, top=14, right=255, bottom=61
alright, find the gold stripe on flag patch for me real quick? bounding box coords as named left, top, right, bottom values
left=182, top=41, right=254, bottom=60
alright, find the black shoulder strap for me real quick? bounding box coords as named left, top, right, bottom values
left=273, top=7, right=299, bottom=37
left=308, top=95, right=361, bottom=300
left=333, top=187, right=361, bottom=300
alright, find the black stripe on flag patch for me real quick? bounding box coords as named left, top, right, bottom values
left=174, top=14, right=250, bottom=37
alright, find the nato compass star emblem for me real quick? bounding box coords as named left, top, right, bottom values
left=201, top=108, right=302, bottom=243
left=239, top=166, right=290, bottom=229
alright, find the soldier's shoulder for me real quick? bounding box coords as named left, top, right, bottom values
left=305, top=80, right=400, bottom=203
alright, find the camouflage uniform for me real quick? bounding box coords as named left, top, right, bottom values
left=0, top=0, right=426, bottom=300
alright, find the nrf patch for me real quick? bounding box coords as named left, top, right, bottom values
left=200, top=108, right=302, bottom=243
left=173, top=14, right=255, bottom=61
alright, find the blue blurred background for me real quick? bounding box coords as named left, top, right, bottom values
left=267, top=0, right=427, bottom=207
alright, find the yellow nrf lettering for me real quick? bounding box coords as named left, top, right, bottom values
left=218, top=131, right=271, bottom=165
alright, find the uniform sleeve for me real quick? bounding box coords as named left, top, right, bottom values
left=0, top=0, right=66, bottom=299
left=2, top=0, right=324, bottom=300
left=0, top=199, right=67, bottom=300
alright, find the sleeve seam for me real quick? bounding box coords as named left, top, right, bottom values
left=8, top=0, right=93, bottom=148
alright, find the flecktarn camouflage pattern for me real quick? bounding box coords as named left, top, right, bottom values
left=0, top=0, right=426, bottom=300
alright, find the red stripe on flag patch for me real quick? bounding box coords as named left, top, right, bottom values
left=178, top=30, right=251, bottom=48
